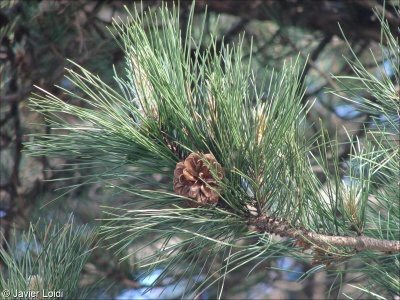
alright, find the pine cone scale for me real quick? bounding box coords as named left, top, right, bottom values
left=200, top=185, right=212, bottom=197
left=183, top=169, right=197, bottom=181
left=174, top=162, right=184, bottom=177
left=178, top=174, right=192, bottom=185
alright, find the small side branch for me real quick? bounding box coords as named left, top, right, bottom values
left=249, top=215, right=400, bottom=253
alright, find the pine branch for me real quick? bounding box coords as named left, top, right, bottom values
left=249, top=214, right=400, bottom=253
left=22, top=2, right=399, bottom=298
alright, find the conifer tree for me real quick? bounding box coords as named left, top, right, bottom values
left=2, top=2, right=398, bottom=299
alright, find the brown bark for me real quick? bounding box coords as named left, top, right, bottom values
left=249, top=215, right=400, bottom=253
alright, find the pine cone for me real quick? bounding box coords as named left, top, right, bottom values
left=173, top=153, right=224, bottom=207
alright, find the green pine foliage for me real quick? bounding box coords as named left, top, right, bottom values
left=10, top=2, right=399, bottom=299
left=0, top=217, right=98, bottom=299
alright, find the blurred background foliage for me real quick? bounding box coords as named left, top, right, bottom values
left=0, top=0, right=398, bottom=299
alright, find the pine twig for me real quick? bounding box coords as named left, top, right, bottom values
left=249, top=214, right=400, bottom=253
